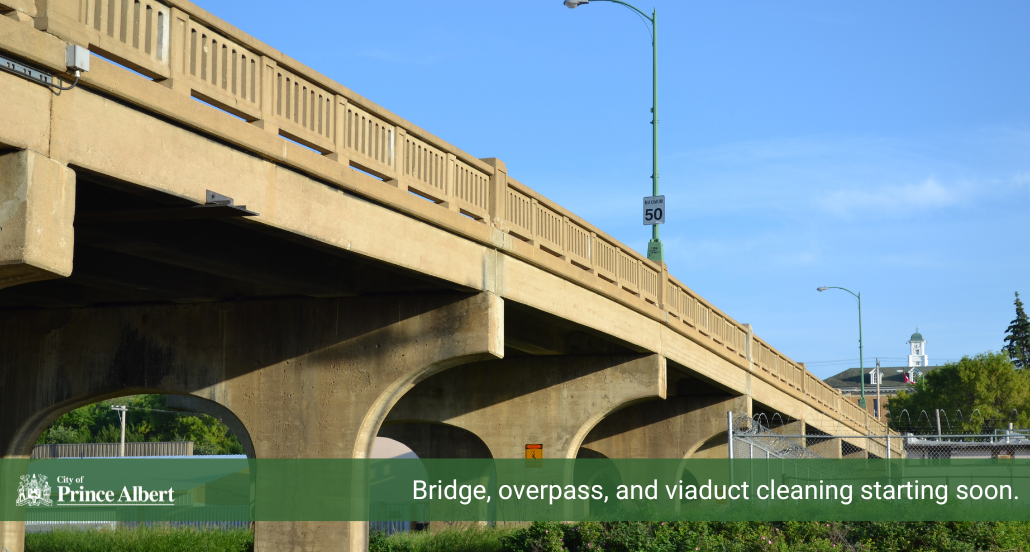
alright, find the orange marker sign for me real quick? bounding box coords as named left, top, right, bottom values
left=525, top=444, right=543, bottom=467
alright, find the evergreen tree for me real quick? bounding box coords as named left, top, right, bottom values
left=1005, top=292, right=1030, bottom=370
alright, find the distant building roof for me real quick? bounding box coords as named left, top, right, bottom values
left=822, top=365, right=942, bottom=391
left=910, top=332, right=925, bottom=342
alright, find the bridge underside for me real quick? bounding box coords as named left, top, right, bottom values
left=0, top=170, right=466, bottom=307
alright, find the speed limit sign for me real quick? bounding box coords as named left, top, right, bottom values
left=642, top=195, right=665, bottom=225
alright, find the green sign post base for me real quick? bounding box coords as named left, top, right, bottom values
left=647, top=239, right=664, bottom=262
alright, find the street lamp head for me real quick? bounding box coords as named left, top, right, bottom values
left=564, top=0, right=589, bottom=7
left=817, top=287, right=828, bottom=292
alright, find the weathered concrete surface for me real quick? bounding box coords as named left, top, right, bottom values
left=0, top=292, right=501, bottom=552
left=46, top=79, right=494, bottom=294
left=382, top=354, right=666, bottom=459
left=748, top=376, right=851, bottom=439
left=843, top=441, right=869, bottom=459
left=578, top=391, right=748, bottom=459
left=0, top=67, right=869, bottom=439
left=770, top=420, right=806, bottom=449
left=805, top=426, right=843, bottom=459
left=0, top=1, right=892, bottom=441
left=0, top=14, right=65, bottom=75
left=0, top=149, right=74, bottom=290
left=0, top=0, right=36, bottom=18
left=0, top=8, right=899, bottom=548
left=0, top=72, right=51, bottom=154
left=166, top=394, right=257, bottom=458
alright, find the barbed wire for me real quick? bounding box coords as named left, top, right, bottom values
left=731, top=414, right=821, bottom=459
left=749, top=409, right=1030, bottom=437
left=884, top=408, right=1029, bottom=434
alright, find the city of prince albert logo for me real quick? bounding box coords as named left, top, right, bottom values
left=15, top=474, right=176, bottom=507
left=17, top=474, right=53, bottom=507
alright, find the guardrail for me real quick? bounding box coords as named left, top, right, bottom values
left=7, top=0, right=888, bottom=437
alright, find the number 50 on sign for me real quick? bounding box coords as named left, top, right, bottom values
left=643, top=195, right=665, bottom=225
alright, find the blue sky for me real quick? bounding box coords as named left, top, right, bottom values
left=200, top=0, right=1029, bottom=378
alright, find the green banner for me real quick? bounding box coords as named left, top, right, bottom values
left=3, top=458, right=1030, bottom=522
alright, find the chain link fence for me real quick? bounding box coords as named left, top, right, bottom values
left=729, top=413, right=820, bottom=459
left=730, top=412, right=1030, bottom=460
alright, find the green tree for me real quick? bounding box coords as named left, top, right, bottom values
left=889, top=351, right=1030, bottom=433
left=36, top=395, right=244, bottom=455
left=1005, top=291, right=1030, bottom=370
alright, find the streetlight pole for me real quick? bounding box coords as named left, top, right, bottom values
left=110, top=405, right=127, bottom=457
left=563, top=0, right=664, bottom=262
left=817, top=286, right=867, bottom=409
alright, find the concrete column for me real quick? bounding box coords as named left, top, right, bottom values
left=0, top=292, right=501, bottom=552
left=0, top=149, right=75, bottom=290
left=389, top=128, right=410, bottom=192
left=158, top=7, right=191, bottom=95
left=771, top=420, right=806, bottom=449
left=325, top=94, right=349, bottom=164
left=842, top=438, right=869, bottom=459
left=579, top=393, right=748, bottom=459
left=805, top=425, right=843, bottom=459
left=252, top=56, right=279, bottom=134
left=382, top=354, right=666, bottom=459
left=480, top=157, right=506, bottom=227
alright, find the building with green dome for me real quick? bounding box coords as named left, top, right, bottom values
left=822, top=329, right=939, bottom=418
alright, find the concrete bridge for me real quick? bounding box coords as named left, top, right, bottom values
left=0, top=0, right=894, bottom=549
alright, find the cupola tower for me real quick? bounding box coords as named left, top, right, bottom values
left=908, top=329, right=928, bottom=367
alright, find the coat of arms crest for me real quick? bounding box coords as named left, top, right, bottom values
left=16, top=474, right=52, bottom=507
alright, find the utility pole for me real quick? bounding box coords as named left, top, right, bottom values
left=876, top=358, right=881, bottom=421
left=935, top=409, right=942, bottom=441
left=111, top=405, right=127, bottom=457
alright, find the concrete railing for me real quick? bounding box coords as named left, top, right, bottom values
left=7, top=0, right=888, bottom=437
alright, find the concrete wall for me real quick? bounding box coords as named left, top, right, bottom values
left=382, top=354, right=666, bottom=459
left=579, top=393, right=748, bottom=459
left=0, top=292, right=501, bottom=552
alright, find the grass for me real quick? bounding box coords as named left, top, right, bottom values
left=370, top=525, right=516, bottom=552
left=24, top=525, right=254, bottom=552
left=21, top=521, right=1030, bottom=552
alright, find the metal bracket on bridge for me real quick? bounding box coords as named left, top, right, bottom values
left=205, top=191, right=236, bottom=206
left=0, top=53, right=53, bottom=86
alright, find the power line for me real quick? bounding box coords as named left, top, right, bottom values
left=803, top=357, right=960, bottom=367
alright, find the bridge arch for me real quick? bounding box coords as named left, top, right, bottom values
left=686, top=431, right=729, bottom=459
left=6, top=391, right=253, bottom=460
left=2, top=391, right=255, bottom=552
left=377, top=421, right=492, bottom=460
left=578, top=366, right=747, bottom=459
